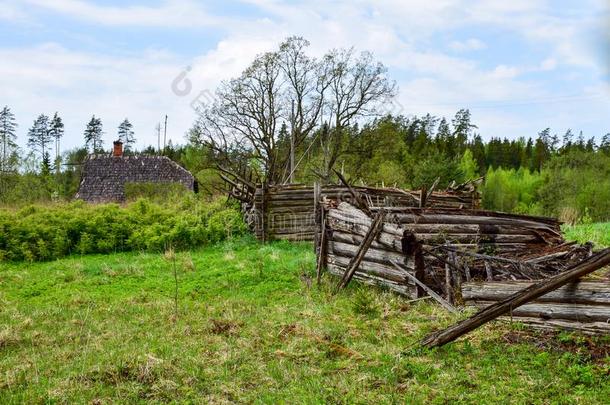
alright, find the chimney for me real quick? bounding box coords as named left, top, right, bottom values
left=113, top=140, right=123, bottom=157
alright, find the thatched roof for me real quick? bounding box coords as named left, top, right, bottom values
left=76, top=155, right=195, bottom=203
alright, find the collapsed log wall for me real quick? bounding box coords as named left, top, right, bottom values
left=321, top=202, right=566, bottom=299
left=462, top=279, right=610, bottom=334
left=251, top=184, right=480, bottom=242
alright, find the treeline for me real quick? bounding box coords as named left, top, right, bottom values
left=0, top=105, right=154, bottom=204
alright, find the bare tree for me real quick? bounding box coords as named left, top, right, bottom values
left=317, top=48, right=397, bottom=180
left=194, top=37, right=396, bottom=184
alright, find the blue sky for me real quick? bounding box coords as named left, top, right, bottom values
left=1, top=0, right=609, bottom=151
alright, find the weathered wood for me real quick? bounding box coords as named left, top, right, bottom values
left=484, top=261, right=494, bottom=281
left=462, top=280, right=610, bottom=305
left=466, top=300, right=610, bottom=323
left=493, top=317, right=610, bottom=334
left=334, top=169, right=373, bottom=217
left=336, top=211, right=386, bottom=291
left=421, top=248, right=610, bottom=348
left=390, top=260, right=459, bottom=313
left=330, top=240, right=407, bottom=266
left=316, top=211, right=327, bottom=286
left=328, top=254, right=414, bottom=284
left=327, top=264, right=417, bottom=297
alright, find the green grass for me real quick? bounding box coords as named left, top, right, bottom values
left=563, top=222, right=610, bottom=248
left=1, top=237, right=608, bottom=403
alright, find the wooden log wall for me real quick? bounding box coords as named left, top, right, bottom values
left=252, top=183, right=480, bottom=242
left=324, top=203, right=421, bottom=298
left=462, top=279, right=610, bottom=334
left=321, top=202, right=569, bottom=300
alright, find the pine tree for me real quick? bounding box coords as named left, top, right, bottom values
left=117, top=118, right=136, bottom=152
left=0, top=106, right=18, bottom=173
left=27, top=114, right=52, bottom=168
left=435, top=117, right=451, bottom=156
left=84, top=115, right=104, bottom=153
left=562, top=129, right=573, bottom=153
left=452, top=109, right=477, bottom=155
left=49, top=112, right=64, bottom=172
left=576, top=131, right=585, bottom=151
left=600, top=133, right=610, bottom=155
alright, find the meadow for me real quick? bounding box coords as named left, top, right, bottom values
left=1, top=234, right=609, bottom=403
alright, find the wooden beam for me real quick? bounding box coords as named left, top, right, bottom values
left=390, top=260, right=459, bottom=314
left=421, top=248, right=610, bottom=348
left=335, top=210, right=386, bottom=292
left=333, top=169, right=373, bottom=217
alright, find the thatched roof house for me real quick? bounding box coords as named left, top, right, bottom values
left=76, top=141, right=196, bottom=203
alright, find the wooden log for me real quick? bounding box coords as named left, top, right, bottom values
left=462, top=280, right=610, bottom=305
left=331, top=230, right=403, bottom=253
left=327, top=254, right=414, bottom=284
left=492, top=317, right=610, bottom=335
left=316, top=210, right=327, bottom=286
left=334, top=170, right=373, bottom=217
left=336, top=211, right=387, bottom=291
left=329, top=240, right=407, bottom=266
left=484, top=261, right=494, bottom=281
left=465, top=300, right=610, bottom=323
left=421, top=248, right=610, bottom=348
left=327, top=264, right=417, bottom=297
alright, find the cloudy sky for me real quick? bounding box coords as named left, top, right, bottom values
left=1, top=0, right=609, bottom=151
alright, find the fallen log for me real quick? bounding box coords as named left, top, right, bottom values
left=421, top=247, right=610, bottom=348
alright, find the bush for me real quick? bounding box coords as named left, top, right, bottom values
left=0, top=196, right=248, bottom=262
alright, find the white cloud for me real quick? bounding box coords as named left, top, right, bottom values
left=23, top=0, right=224, bottom=27
left=449, top=38, right=487, bottom=52
left=2, top=0, right=609, bottom=149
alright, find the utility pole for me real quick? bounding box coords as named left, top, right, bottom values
left=156, top=123, right=161, bottom=154
left=290, top=100, right=295, bottom=183
left=163, top=115, right=168, bottom=155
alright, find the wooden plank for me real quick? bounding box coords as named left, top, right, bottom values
left=421, top=248, right=610, bottom=348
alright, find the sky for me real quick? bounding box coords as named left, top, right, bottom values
left=1, top=0, right=609, bottom=152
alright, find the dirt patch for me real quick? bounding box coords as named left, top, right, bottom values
left=502, top=330, right=609, bottom=363
left=209, top=319, right=242, bottom=336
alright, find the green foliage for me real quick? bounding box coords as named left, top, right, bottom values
left=124, top=182, right=190, bottom=203
left=409, top=152, right=459, bottom=189
left=538, top=151, right=610, bottom=222
left=0, top=196, right=247, bottom=262
left=458, top=148, right=479, bottom=182
left=481, top=167, right=543, bottom=214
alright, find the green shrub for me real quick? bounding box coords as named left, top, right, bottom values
left=0, top=196, right=247, bottom=262
left=124, top=182, right=190, bottom=203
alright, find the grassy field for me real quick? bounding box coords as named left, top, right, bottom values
left=1, top=236, right=608, bottom=404
left=562, top=222, right=610, bottom=248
